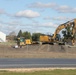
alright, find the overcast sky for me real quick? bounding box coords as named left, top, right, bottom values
left=0, top=0, right=76, bottom=35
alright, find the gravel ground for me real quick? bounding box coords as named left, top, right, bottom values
left=0, top=44, right=76, bottom=58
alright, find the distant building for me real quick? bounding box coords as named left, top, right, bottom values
left=0, top=31, right=6, bottom=42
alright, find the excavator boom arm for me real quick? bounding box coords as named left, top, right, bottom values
left=52, top=19, right=76, bottom=45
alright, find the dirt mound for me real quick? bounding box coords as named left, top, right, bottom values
left=0, top=44, right=76, bottom=58
left=0, top=44, right=76, bottom=53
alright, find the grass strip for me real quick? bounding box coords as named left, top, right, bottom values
left=0, top=69, right=76, bottom=75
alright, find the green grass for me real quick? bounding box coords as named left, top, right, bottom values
left=0, top=69, right=76, bottom=75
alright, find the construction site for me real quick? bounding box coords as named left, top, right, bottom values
left=0, top=43, right=76, bottom=58
left=0, top=19, right=76, bottom=58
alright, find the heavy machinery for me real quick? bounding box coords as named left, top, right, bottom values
left=40, top=19, right=76, bottom=45
left=51, top=19, right=76, bottom=45
left=17, top=36, right=40, bottom=48
left=17, top=37, right=32, bottom=48
left=40, top=35, right=51, bottom=44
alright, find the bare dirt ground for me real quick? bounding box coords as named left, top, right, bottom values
left=0, top=43, right=76, bottom=58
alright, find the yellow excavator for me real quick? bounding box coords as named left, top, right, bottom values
left=51, top=19, right=76, bottom=45
left=40, top=19, right=76, bottom=45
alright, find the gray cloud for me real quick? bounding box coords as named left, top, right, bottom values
left=51, top=17, right=73, bottom=21
left=0, top=9, right=12, bottom=17
left=29, top=2, right=57, bottom=8
left=55, top=5, right=76, bottom=13
left=44, top=16, right=73, bottom=21
left=28, top=2, right=76, bottom=13
left=44, top=16, right=51, bottom=20
left=32, top=22, right=58, bottom=28
left=0, top=19, right=58, bottom=34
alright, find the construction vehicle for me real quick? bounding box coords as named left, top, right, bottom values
left=17, top=36, right=40, bottom=47
left=39, top=22, right=70, bottom=45
left=17, top=37, right=32, bottom=47
left=17, top=37, right=25, bottom=46
left=40, top=35, right=51, bottom=44
left=26, top=39, right=32, bottom=45
left=51, top=19, right=76, bottom=45
left=40, top=19, right=76, bottom=45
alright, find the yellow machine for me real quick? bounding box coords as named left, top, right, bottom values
left=70, top=19, right=76, bottom=45
left=39, top=23, right=70, bottom=44
left=17, top=37, right=25, bottom=46
left=40, top=35, right=51, bottom=44
left=17, top=37, right=32, bottom=47
left=40, top=19, right=76, bottom=45
left=51, top=19, right=76, bottom=45
left=25, top=39, right=32, bottom=45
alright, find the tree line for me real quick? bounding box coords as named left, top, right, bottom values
left=17, top=30, right=42, bottom=41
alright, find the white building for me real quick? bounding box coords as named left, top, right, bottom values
left=0, top=31, right=6, bottom=42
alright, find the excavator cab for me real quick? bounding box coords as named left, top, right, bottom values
left=55, top=34, right=61, bottom=41
left=55, top=34, right=65, bottom=45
